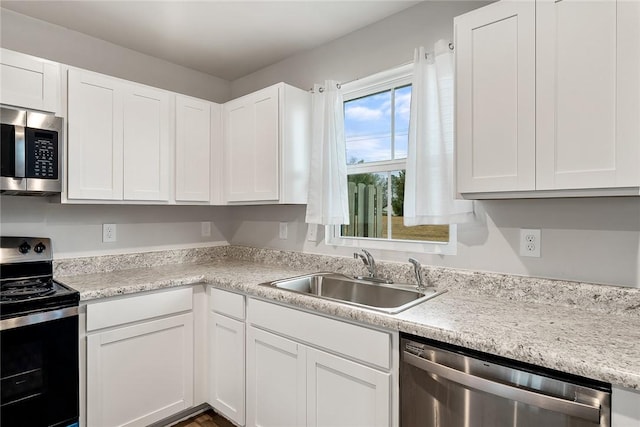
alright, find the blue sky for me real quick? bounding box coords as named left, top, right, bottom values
left=344, top=85, right=411, bottom=164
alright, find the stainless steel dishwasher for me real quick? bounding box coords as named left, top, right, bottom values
left=400, top=335, right=611, bottom=427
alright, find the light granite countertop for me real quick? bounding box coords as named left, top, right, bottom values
left=56, top=247, right=640, bottom=391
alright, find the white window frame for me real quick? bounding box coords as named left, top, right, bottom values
left=325, top=64, right=457, bottom=255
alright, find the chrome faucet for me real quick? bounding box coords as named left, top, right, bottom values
left=409, top=258, right=426, bottom=292
left=353, top=249, right=393, bottom=284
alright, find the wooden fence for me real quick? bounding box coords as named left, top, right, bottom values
left=342, top=182, right=384, bottom=238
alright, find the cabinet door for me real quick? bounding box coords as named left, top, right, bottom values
left=455, top=1, right=536, bottom=193
left=67, top=69, right=123, bottom=200
left=246, top=326, right=306, bottom=427
left=612, top=386, right=640, bottom=426
left=176, top=95, right=211, bottom=202
left=209, top=312, right=245, bottom=426
left=536, top=0, right=640, bottom=189
left=0, top=49, right=59, bottom=113
left=306, top=348, right=390, bottom=427
left=224, top=86, right=279, bottom=202
left=123, top=84, right=171, bottom=201
left=87, top=313, right=194, bottom=427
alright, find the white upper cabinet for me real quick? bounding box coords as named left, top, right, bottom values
left=223, top=83, right=310, bottom=204
left=176, top=95, right=211, bottom=203
left=536, top=0, right=640, bottom=190
left=123, top=84, right=171, bottom=201
left=67, top=67, right=221, bottom=204
left=68, top=69, right=124, bottom=200
left=455, top=1, right=536, bottom=193
left=0, top=48, right=60, bottom=114
left=68, top=68, right=172, bottom=202
left=224, top=85, right=279, bottom=203
left=455, top=0, right=640, bottom=197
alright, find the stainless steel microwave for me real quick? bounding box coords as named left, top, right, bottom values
left=0, top=107, right=63, bottom=195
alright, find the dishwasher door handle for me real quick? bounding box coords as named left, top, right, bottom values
left=403, top=351, right=601, bottom=424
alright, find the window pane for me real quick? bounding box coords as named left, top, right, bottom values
left=341, top=173, right=388, bottom=238
left=390, top=170, right=449, bottom=242
left=344, top=91, right=392, bottom=163
left=394, top=85, right=411, bottom=160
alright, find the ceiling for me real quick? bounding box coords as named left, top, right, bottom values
left=1, top=1, right=420, bottom=81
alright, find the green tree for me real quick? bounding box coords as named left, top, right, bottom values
left=347, top=159, right=387, bottom=205
left=391, top=170, right=405, bottom=216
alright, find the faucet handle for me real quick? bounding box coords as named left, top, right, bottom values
left=408, top=258, right=424, bottom=291
left=354, top=252, right=368, bottom=264
left=361, top=249, right=376, bottom=277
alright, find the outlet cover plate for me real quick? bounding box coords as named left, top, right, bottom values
left=519, top=228, right=541, bottom=257
left=103, top=224, right=117, bottom=243
left=201, top=221, right=211, bottom=237
left=279, top=222, right=288, bottom=240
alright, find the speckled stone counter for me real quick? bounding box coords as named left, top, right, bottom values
left=55, top=245, right=640, bottom=391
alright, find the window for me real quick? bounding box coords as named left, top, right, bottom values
left=327, top=65, right=456, bottom=255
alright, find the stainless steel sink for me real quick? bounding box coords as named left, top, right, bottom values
left=260, top=272, right=446, bottom=314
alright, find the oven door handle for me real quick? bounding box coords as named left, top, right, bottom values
left=0, top=306, right=78, bottom=330
left=403, top=351, right=601, bottom=423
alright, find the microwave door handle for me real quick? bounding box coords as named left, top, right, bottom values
left=14, top=125, right=25, bottom=177
left=403, top=351, right=601, bottom=424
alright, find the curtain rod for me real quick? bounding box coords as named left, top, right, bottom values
left=311, top=43, right=454, bottom=93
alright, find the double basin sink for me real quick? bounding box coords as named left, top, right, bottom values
left=260, top=272, right=445, bottom=314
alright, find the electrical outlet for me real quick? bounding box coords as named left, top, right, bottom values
left=201, top=221, right=211, bottom=237
left=519, top=229, right=541, bottom=257
left=103, top=224, right=117, bottom=243
left=279, top=222, right=288, bottom=240
left=306, top=224, right=318, bottom=242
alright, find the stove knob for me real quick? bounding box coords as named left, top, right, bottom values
left=34, top=242, right=46, bottom=254
left=18, top=242, right=31, bottom=254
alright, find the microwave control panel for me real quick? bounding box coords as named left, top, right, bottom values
left=25, top=128, right=58, bottom=179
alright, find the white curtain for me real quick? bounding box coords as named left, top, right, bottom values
left=305, top=80, right=350, bottom=225
left=404, top=41, right=474, bottom=226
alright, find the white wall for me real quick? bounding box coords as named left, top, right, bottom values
left=226, top=1, right=640, bottom=288
left=231, top=1, right=486, bottom=97
left=0, top=8, right=231, bottom=103
left=0, top=196, right=233, bottom=258
left=226, top=199, right=640, bottom=288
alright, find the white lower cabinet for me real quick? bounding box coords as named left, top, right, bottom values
left=246, top=326, right=307, bottom=427
left=85, top=287, right=195, bottom=427
left=208, top=287, right=247, bottom=426
left=246, top=325, right=392, bottom=427
left=209, top=312, right=245, bottom=425
left=306, top=347, right=390, bottom=427
left=246, top=298, right=396, bottom=427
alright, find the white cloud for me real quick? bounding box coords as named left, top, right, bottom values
left=346, top=135, right=391, bottom=162
left=345, top=105, right=383, bottom=121
left=395, top=91, right=411, bottom=116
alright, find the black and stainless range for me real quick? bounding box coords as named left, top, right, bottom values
left=0, top=237, right=79, bottom=427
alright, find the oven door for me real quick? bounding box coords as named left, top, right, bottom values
left=1, top=308, right=79, bottom=427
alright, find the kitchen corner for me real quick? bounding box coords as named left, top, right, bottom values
left=56, top=245, right=640, bottom=390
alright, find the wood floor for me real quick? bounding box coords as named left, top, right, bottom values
left=171, top=409, right=236, bottom=427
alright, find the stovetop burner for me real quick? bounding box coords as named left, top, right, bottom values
left=1, top=278, right=56, bottom=301
left=1, top=236, right=79, bottom=319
